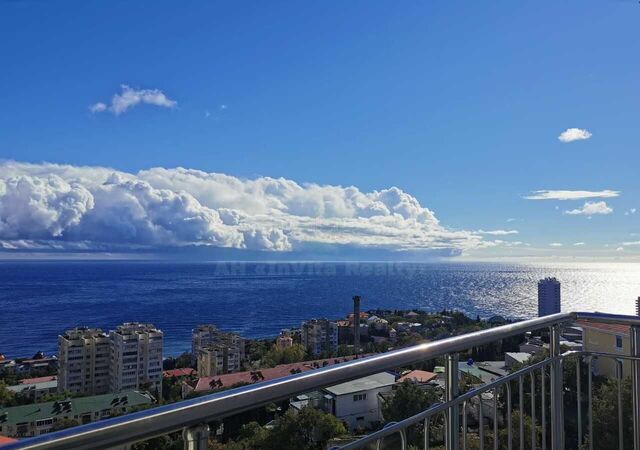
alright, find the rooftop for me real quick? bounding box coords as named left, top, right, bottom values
left=192, top=355, right=368, bottom=393
left=577, top=320, right=630, bottom=336
left=397, top=370, right=438, bottom=384
left=0, top=390, right=155, bottom=427
left=323, top=372, right=396, bottom=396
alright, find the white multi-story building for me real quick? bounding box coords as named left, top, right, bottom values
left=57, top=328, right=110, bottom=395
left=301, top=319, right=338, bottom=356
left=538, top=277, right=561, bottom=317
left=109, top=323, right=163, bottom=396
left=192, top=324, right=245, bottom=376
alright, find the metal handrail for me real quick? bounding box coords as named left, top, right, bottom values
left=0, top=311, right=592, bottom=450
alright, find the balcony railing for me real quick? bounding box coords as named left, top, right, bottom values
left=5, top=311, right=640, bottom=450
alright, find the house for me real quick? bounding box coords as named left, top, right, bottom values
left=504, top=352, right=532, bottom=369
left=404, top=311, right=420, bottom=320
left=0, top=390, right=155, bottom=438
left=397, top=370, right=438, bottom=385
left=459, top=361, right=507, bottom=385
left=185, top=355, right=368, bottom=397
left=6, top=378, right=58, bottom=403
left=579, top=320, right=630, bottom=378
left=322, top=372, right=396, bottom=431
left=162, top=368, right=196, bottom=379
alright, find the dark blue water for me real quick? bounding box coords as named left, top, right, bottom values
left=2, top=261, right=639, bottom=358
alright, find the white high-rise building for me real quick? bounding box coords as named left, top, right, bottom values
left=109, top=323, right=163, bottom=396
left=301, top=319, right=338, bottom=356
left=538, top=277, right=561, bottom=317
left=58, top=327, right=111, bottom=395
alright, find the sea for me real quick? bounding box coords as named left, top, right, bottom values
left=1, top=261, right=640, bottom=359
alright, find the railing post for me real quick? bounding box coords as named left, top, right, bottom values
left=445, top=353, right=460, bottom=450
left=183, top=424, right=210, bottom=450
left=549, top=325, right=563, bottom=450
left=631, top=326, right=640, bottom=450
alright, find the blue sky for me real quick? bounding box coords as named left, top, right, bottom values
left=0, top=0, right=638, bottom=260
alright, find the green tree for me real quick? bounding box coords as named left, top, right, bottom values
left=263, top=406, right=346, bottom=450
left=0, top=380, right=16, bottom=407
left=382, top=380, right=440, bottom=422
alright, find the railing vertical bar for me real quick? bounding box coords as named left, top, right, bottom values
left=462, top=401, right=467, bottom=450
left=618, top=359, right=624, bottom=450
left=588, top=356, right=594, bottom=450
left=445, top=353, right=460, bottom=450
left=182, top=424, right=210, bottom=450
left=424, top=417, right=430, bottom=450
left=531, top=371, right=536, bottom=450
left=542, top=365, right=547, bottom=450
left=493, top=387, right=498, bottom=450
left=577, top=356, right=582, bottom=449
left=399, top=429, right=407, bottom=450
left=506, top=382, right=513, bottom=450
left=479, top=395, right=485, bottom=450
left=549, top=325, right=563, bottom=450
left=632, top=326, right=640, bottom=450
left=519, top=375, right=524, bottom=450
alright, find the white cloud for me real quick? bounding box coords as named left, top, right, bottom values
left=524, top=190, right=620, bottom=200
left=90, top=85, right=177, bottom=116
left=625, top=208, right=637, bottom=216
left=476, top=229, right=519, bottom=235
left=558, top=128, right=592, bottom=143
left=89, top=102, right=107, bottom=113
left=549, top=242, right=563, bottom=247
left=573, top=242, right=585, bottom=246
left=0, top=161, right=487, bottom=254
left=564, top=201, right=613, bottom=216
left=506, top=218, right=516, bottom=222
left=617, top=247, right=624, bottom=252
left=622, top=241, right=640, bottom=247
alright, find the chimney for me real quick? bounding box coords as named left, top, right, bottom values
left=353, top=296, right=361, bottom=355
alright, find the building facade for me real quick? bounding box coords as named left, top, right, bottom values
left=109, top=323, right=163, bottom=396
left=192, top=325, right=245, bottom=376
left=322, top=372, right=396, bottom=431
left=538, top=277, right=561, bottom=317
left=0, top=390, right=155, bottom=438
left=57, top=328, right=110, bottom=395
left=301, top=319, right=338, bottom=356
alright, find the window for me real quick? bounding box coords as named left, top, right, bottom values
left=616, top=335, right=623, bottom=349
left=353, top=393, right=367, bottom=401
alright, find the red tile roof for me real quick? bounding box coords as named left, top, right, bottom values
left=577, top=321, right=630, bottom=335
left=397, top=370, right=438, bottom=384
left=163, top=368, right=196, bottom=378
left=191, top=355, right=368, bottom=393
left=0, top=436, right=18, bottom=446
left=19, top=375, right=57, bottom=385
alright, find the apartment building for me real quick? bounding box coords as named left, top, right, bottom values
left=57, top=328, right=110, bottom=395
left=301, top=319, right=338, bottom=356
left=538, top=277, right=561, bottom=317
left=580, top=320, right=630, bottom=378
left=192, top=325, right=245, bottom=376
left=109, top=323, right=163, bottom=396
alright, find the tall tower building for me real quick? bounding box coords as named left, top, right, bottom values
left=538, top=277, right=561, bottom=317
left=58, top=327, right=111, bottom=395
left=109, top=323, right=163, bottom=396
